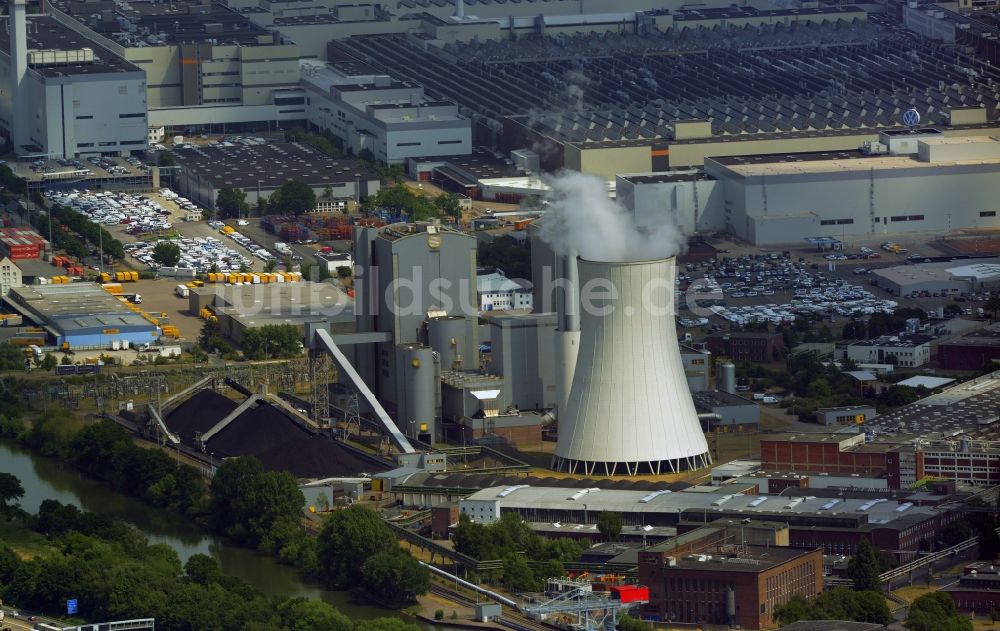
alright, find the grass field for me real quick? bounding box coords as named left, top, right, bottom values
left=0, top=517, right=54, bottom=560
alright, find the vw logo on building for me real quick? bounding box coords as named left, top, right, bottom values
left=901, top=108, right=921, bottom=127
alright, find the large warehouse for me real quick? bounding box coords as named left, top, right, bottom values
left=618, top=131, right=1000, bottom=245
left=173, top=143, right=381, bottom=211
left=4, top=283, right=160, bottom=347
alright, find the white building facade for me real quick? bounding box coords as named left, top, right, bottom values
left=301, top=61, right=471, bottom=164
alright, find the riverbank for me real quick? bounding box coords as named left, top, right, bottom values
left=0, top=439, right=455, bottom=630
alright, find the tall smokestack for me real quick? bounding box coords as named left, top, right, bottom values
left=553, top=257, right=711, bottom=476
left=9, top=0, right=28, bottom=153
left=454, top=0, right=464, bottom=20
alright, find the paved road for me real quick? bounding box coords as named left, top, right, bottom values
left=0, top=605, right=64, bottom=630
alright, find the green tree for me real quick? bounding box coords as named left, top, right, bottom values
left=907, top=592, right=972, bottom=631
left=209, top=457, right=304, bottom=547
left=847, top=537, right=883, bottom=592
left=596, top=511, right=623, bottom=542
left=502, top=553, right=538, bottom=591
left=433, top=193, right=462, bottom=220
left=317, top=506, right=395, bottom=587
left=39, top=353, right=57, bottom=371
left=216, top=187, right=249, bottom=219
left=277, top=598, right=352, bottom=631
left=0, top=544, right=20, bottom=585
left=152, top=241, right=182, bottom=267
left=268, top=180, right=316, bottom=216
left=807, top=378, right=832, bottom=399
left=617, top=615, right=652, bottom=631
left=0, top=472, right=24, bottom=510
left=240, top=324, right=303, bottom=360
left=0, top=343, right=27, bottom=371
left=775, top=595, right=812, bottom=625
left=360, top=548, right=430, bottom=608
left=157, top=151, right=176, bottom=167
left=263, top=259, right=277, bottom=273
left=354, top=619, right=423, bottom=631
left=477, top=235, right=531, bottom=281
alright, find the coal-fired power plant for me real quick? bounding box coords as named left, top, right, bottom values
left=553, top=257, right=711, bottom=476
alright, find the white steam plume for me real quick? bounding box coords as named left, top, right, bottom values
left=539, top=171, right=687, bottom=263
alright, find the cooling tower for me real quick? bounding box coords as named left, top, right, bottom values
left=553, top=257, right=711, bottom=476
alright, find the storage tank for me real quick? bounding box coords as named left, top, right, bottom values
left=427, top=315, right=475, bottom=371
left=553, top=257, right=711, bottom=476
left=717, top=362, right=736, bottom=394
left=397, top=344, right=436, bottom=443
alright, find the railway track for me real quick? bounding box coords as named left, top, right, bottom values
left=428, top=583, right=557, bottom=631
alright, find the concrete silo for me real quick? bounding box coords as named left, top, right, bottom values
left=553, top=257, right=711, bottom=476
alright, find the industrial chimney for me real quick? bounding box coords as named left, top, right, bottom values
left=553, top=257, right=711, bottom=476
left=9, top=0, right=28, bottom=153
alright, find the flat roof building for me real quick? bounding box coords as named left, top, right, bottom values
left=47, top=0, right=303, bottom=127
left=939, top=324, right=1000, bottom=371
left=301, top=59, right=471, bottom=164
left=639, top=545, right=824, bottom=629
left=4, top=283, right=160, bottom=347
left=173, top=142, right=381, bottom=211
left=692, top=390, right=760, bottom=432
left=190, top=280, right=354, bottom=343
left=0, top=15, right=147, bottom=157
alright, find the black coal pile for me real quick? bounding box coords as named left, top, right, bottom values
left=166, top=389, right=239, bottom=446
left=207, top=401, right=384, bottom=478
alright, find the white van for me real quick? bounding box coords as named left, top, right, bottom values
left=762, top=396, right=779, bottom=404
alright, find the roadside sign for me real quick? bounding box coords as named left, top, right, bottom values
left=67, top=599, right=78, bottom=615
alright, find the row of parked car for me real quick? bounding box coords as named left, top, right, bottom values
left=46, top=189, right=172, bottom=233
left=124, top=236, right=253, bottom=273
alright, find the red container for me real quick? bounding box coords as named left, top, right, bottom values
left=610, top=585, right=649, bottom=604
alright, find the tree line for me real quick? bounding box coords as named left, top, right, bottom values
left=0, top=408, right=429, bottom=609
left=453, top=513, right=586, bottom=591
left=30, top=203, right=126, bottom=262
left=0, top=478, right=423, bottom=631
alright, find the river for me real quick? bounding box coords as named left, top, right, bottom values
left=1, top=440, right=445, bottom=627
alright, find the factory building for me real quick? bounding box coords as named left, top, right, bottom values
left=702, top=132, right=1000, bottom=246
left=705, top=331, right=785, bottom=363
left=353, top=222, right=478, bottom=441
left=680, top=345, right=711, bottom=393
left=0, top=12, right=147, bottom=157
left=188, top=281, right=355, bottom=343
left=458, top=484, right=950, bottom=557
left=301, top=59, right=470, bottom=164
left=815, top=405, right=877, bottom=428
left=939, top=324, right=1000, bottom=371
left=172, top=142, right=380, bottom=211
left=47, top=0, right=302, bottom=128
left=483, top=312, right=557, bottom=411
left=4, top=283, right=160, bottom=347
left=871, top=259, right=1000, bottom=296
left=639, top=545, right=824, bottom=629
left=692, top=391, right=760, bottom=432
left=0, top=228, right=45, bottom=260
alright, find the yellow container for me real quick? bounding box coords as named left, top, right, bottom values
left=129, top=271, right=139, bottom=281
left=102, top=283, right=123, bottom=294
left=100, top=272, right=111, bottom=283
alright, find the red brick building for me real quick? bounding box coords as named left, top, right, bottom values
left=638, top=545, right=824, bottom=629
left=939, top=326, right=1000, bottom=371
left=705, top=331, right=785, bottom=362
left=944, top=563, right=1000, bottom=613
left=760, top=433, right=890, bottom=477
